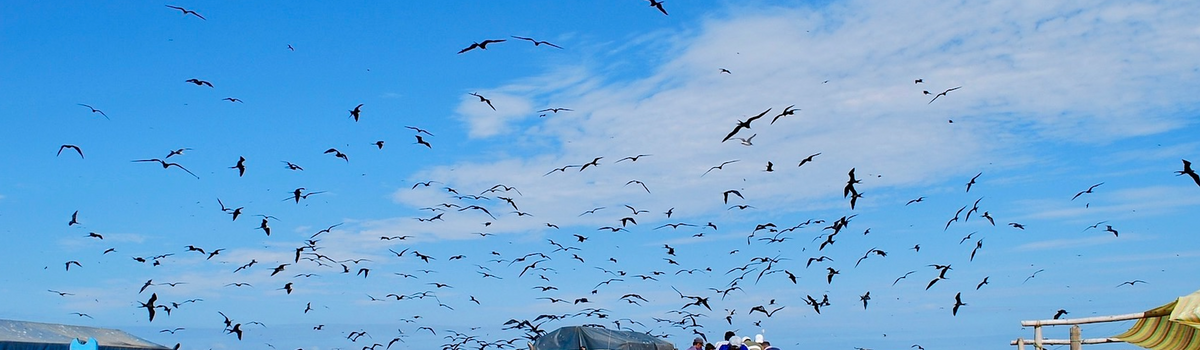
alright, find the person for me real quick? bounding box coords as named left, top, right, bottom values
left=761, top=341, right=779, bottom=350
left=688, top=337, right=705, bottom=350
left=716, top=333, right=748, bottom=350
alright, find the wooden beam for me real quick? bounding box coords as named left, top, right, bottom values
left=1020, top=312, right=1153, bottom=326
left=1010, top=338, right=1123, bottom=346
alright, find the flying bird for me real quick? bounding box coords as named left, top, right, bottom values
left=459, top=39, right=506, bottom=54
left=648, top=0, right=668, bottom=15
left=324, top=148, right=349, bottom=162
left=1176, top=159, right=1200, bottom=187
left=77, top=104, right=109, bottom=120
left=797, top=153, right=820, bottom=167
left=721, top=108, right=770, bottom=143
left=511, top=36, right=562, bottom=49
left=469, top=92, right=496, bottom=110
left=952, top=292, right=966, bottom=316
left=185, top=78, right=213, bottom=87
left=415, top=135, right=432, bottom=148
left=165, top=5, right=205, bottom=20
left=230, top=156, right=246, bottom=177
left=1071, top=183, right=1104, bottom=200
left=58, top=145, right=84, bottom=159
left=965, top=172, right=981, bottom=192
left=928, top=86, right=962, bottom=104
left=349, top=104, right=363, bottom=121
left=133, top=159, right=199, bottom=179
left=703, top=160, right=739, bottom=176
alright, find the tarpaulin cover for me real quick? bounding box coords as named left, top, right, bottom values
left=0, top=319, right=169, bottom=350
left=534, top=326, right=675, bottom=350
left=1114, top=290, right=1200, bottom=350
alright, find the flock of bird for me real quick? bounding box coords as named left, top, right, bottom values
left=23, top=3, right=1200, bottom=350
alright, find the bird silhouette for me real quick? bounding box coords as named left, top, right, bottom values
left=133, top=159, right=199, bottom=179
left=57, top=145, right=84, bottom=159
left=928, top=86, right=962, bottom=104
left=722, top=108, right=770, bottom=143
left=324, top=148, right=349, bottom=162
left=1177, top=159, right=1200, bottom=187
left=230, top=156, right=246, bottom=177
left=469, top=92, right=496, bottom=110
left=458, top=39, right=506, bottom=54
left=511, top=36, right=562, bottom=49
left=952, top=292, right=966, bottom=316
left=77, top=104, right=109, bottom=120
left=185, top=78, right=213, bottom=87
left=165, top=5, right=205, bottom=19
left=349, top=104, right=363, bottom=121
left=648, top=0, right=668, bottom=15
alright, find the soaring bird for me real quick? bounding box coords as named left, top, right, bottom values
left=230, top=156, right=246, bottom=177
left=721, top=108, right=770, bottom=143
left=952, top=292, right=966, bottom=316
left=1177, top=159, right=1200, bottom=187
left=458, top=40, right=506, bottom=54
left=165, top=5, right=205, bottom=20
left=185, top=78, right=213, bottom=87
left=1071, top=183, right=1104, bottom=200
left=77, top=104, right=109, bottom=119
left=469, top=92, right=496, bottom=110
left=928, top=86, right=962, bottom=104
left=58, top=145, right=84, bottom=159
left=415, top=135, right=432, bottom=148
left=965, top=172, right=981, bottom=192
left=648, top=0, right=668, bottom=15
left=324, top=148, right=349, bottom=162
left=133, top=159, right=199, bottom=179
left=797, top=153, right=820, bottom=167
left=349, top=104, right=363, bottom=121
left=511, top=36, right=562, bottom=49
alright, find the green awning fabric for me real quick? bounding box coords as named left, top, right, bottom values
left=1115, top=290, right=1200, bottom=350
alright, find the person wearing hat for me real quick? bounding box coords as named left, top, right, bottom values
left=715, top=333, right=748, bottom=350
left=687, top=337, right=705, bottom=350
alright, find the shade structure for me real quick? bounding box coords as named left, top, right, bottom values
left=0, top=319, right=169, bottom=350
left=533, top=326, right=675, bottom=350
left=1114, top=290, right=1200, bottom=350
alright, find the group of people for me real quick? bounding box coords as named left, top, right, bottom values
left=686, top=331, right=779, bottom=350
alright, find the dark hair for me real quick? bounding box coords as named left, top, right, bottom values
left=705, top=344, right=716, bottom=350
left=724, top=331, right=735, bottom=342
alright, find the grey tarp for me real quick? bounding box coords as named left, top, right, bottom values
left=534, top=326, right=675, bottom=350
left=0, top=319, right=169, bottom=350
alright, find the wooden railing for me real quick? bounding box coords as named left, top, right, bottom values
left=1010, top=312, right=1158, bottom=350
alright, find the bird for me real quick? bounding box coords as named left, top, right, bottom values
left=222, top=97, right=243, bottom=103
left=735, top=134, right=756, bottom=146
left=1053, top=309, right=1069, bottom=319
left=797, top=153, right=820, bottom=167
left=625, top=180, right=651, bottom=193
left=826, top=267, right=840, bottom=284
left=1023, top=269, right=1045, bottom=284
left=165, top=148, right=191, bottom=158
left=976, top=276, right=990, bottom=290
left=771, top=105, right=799, bottom=124
left=579, top=157, right=603, bottom=171
left=283, top=161, right=304, bottom=171
left=722, top=190, right=744, bottom=204
left=270, top=264, right=289, bottom=276
left=415, top=135, right=432, bottom=148
left=1117, top=280, right=1147, bottom=287
left=165, top=5, right=205, bottom=20
left=860, top=292, right=871, bottom=309
left=615, top=154, right=651, bottom=163
left=138, top=293, right=158, bottom=322
left=952, top=292, right=966, bottom=316
left=703, top=160, right=739, bottom=176
left=1009, top=222, right=1026, bottom=230
left=648, top=0, right=669, bottom=15
left=230, top=156, right=246, bottom=177
left=133, top=159, right=199, bottom=179
left=511, top=36, right=562, bottom=49
left=469, top=92, right=496, bottom=110
left=349, top=104, right=364, bottom=122
left=928, top=86, right=962, bottom=104
left=722, top=108, right=770, bottom=143
left=915, top=79, right=924, bottom=84
left=406, top=126, right=434, bottom=136
left=373, top=141, right=385, bottom=149
left=1104, top=225, right=1119, bottom=237
left=70, top=313, right=93, bottom=319
left=77, top=104, right=109, bottom=120
left=1071, top=183, right=1104, bottom=200
left=57, top=145, right=84, bottom=159
left=324, top=148, right=349, bottom=162
left=65, top=261, right=82, bottom=271
left=1176, top=159, right=1200, bottom=187
left=965, top=172, right=981, bottom=192
left=906, top=197, right=924, bottom=205
left=185, top=78, right=213, bottom=87
left=719, top=68, right=732, bottom=74
left=458, top=39, right=506, bottom=54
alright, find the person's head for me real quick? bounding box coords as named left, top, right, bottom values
left=724, top=332, right=736, bottom=342
left=761, top=341, right=770, bottom=347
left=693, top=337, right=705, bottom=347
left=705, top=344, right=715, bottom=350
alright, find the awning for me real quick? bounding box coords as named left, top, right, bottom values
left=1114, top=290, right=1200, bottom=350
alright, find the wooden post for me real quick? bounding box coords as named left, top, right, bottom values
left=1016, top=337, right=1026, bottom=350
left=1034, top=325, right=1043, bottom=350
left=1070, top=325, right=1081, bottom=350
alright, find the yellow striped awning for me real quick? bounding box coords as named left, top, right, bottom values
left=1115, top=290, right=1200, bottom=350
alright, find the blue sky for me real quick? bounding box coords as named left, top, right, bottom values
left=2, top=1, right=1199, bottom=349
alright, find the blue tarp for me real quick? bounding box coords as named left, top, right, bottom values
left=534, top=326, right=675, bottom=350
left=0, top=319, right=169, bottom=350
